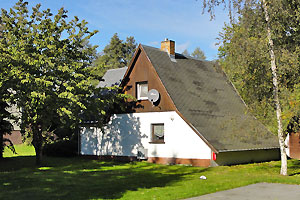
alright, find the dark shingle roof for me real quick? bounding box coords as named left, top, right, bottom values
left=142, top=45, right=279, bottom=152
left=97, top=67, right=128, bottom=88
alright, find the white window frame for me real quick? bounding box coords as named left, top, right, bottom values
left=136, top=81, right=148, bottom=100
left=150, top=123, right=165, bottom=144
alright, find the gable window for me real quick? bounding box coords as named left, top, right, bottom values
left=150, top=123, right=165, bottom=143
left=136, top=81, right=148, bottom=100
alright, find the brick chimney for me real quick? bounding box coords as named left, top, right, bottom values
left=161, top=38, right=175, bottom=56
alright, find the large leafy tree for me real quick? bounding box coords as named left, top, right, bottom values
left=218, top=5, right=274, bottom=129
left=93, top=33, right=137, bottom=77
left=201, top=0, right=300, bottom=175
left=0, top=0, right=100, bottom=165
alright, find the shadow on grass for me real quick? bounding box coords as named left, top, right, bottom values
left=288, top=159, right=300, bottom=176
left=0, top=156, right=37, bottom=171
left=0, top=156, right=207, bottom=200
left=288, top=159, right=300, bottom=168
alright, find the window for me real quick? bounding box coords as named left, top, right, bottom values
left=136, top=82, right=148, bottom=100
left=151, top=124, right=164, bottom=143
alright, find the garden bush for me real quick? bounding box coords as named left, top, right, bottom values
left=43, top=140, right=78, bottom=157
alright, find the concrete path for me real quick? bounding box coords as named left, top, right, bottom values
left=185, top=183, right=300, bottom=200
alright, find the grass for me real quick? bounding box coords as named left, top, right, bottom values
left=1, top=147, right=300, bottom=200
left=3, top=144, right=35, bottom=157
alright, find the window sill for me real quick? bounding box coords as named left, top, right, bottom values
left=149, top=141, right=165, bottom=144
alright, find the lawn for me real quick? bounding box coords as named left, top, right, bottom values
left=3, top=144, right=35, bottom=157
left=1, top=146, right=300, bottom=200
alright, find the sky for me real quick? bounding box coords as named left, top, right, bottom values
left=1, top=0, right=229, bottom=60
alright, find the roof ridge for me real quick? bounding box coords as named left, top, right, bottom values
left=141, top=44, right=212, bottom=62
left=141, top=44, right=161, bottom=50
left=106, top=66, right=128, bottom=72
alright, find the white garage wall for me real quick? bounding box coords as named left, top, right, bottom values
left=80, top=111, right=211, bottom=160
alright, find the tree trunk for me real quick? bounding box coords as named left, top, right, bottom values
left=262, top=0, right=287, bottom=176
left=34, top=141, right=43, bottom=166
left=32, top=125, right=43, bottom=166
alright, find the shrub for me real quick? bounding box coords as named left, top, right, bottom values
left=43, top=140, right=78, bottom=157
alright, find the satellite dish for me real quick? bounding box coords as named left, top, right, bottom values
left=147, top=89, right=160, bottom=103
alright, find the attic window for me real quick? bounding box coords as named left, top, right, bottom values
left=136, top=81, right=148, bottom=100
left=150, top=123, right=165, bottom=144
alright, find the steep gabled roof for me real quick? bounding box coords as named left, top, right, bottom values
left=97, top=67, right=128, bottom=88
left=140, top=44, right=279, bottom=152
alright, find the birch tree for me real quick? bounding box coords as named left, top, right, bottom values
left=261, top=0, right=287, bottom=175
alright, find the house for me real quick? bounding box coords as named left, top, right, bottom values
left=80, top=39, right=280, bottom=167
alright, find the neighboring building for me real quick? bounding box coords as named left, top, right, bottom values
left=285, top=118, right=300, bottom=159
left=96, top=67, right=128, bottom=88
left=80, top=39, right=280, bottom=167
left=286, top=132, right=300, bottom=159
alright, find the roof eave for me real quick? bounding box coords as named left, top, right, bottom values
left=217, top=146, right=280, bottom=153
left=120, top=44, right=143, bottom=88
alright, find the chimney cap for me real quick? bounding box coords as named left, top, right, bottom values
left=165, top=38, right=168, bottom=41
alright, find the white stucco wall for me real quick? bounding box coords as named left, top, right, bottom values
left=80, top=111, right=212, bottom=160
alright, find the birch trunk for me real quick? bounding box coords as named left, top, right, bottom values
left=262, top=0, right=287, bottom=175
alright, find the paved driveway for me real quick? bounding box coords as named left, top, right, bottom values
left=185, top=183, right=300, bottom=200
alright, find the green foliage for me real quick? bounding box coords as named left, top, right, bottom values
left=0, top=0, right=110, bottom=165
left=0, top=94, right=16, bottom=158
left=191, top=47, right=206, bottom=60
left=52, top=123, right=77, bottom=141
left=201, top=0, right=257, bottom=21
left=0, top=102, right=12, bottom=157
left=284, top=84, right=300, bottom=133
left=0, top=31, right=16, bottom=158
left=182, top=47, right=206, bottom=60
left=218, top=2, right=300, bottom=133
left=93, top=33, right=137, bottom=77
left=182, top=49, right=190, bottom=56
